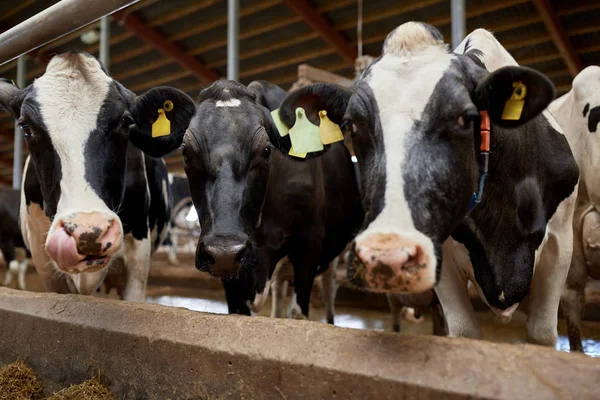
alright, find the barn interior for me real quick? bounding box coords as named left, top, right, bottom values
left=0, top=1, right=599, bottom=398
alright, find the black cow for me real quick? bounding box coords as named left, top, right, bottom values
left=130, top=79, right=363, bottom=317
left=0, top=186, right=28, bottom=289
left=266, top=23, right=579, bottom=346
left=0, top=52, right=177, bottom=300
left=164, top=173, right=200, bottom=265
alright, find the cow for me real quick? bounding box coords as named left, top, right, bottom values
left=0, top=52, right=177, bottom=300
left=263, top=23, right=579, bottom=346
left=164, top=173, right=200, bottom=265
left=0, top=186, right=29, bottom=290
left=128, top=79, right=364, bottom=318
left=548, top=66, right=600, bottom=352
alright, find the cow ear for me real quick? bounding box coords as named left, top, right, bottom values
left=271, top=83, right=352, bottom=158
left=474, top=66, right=555, bottom=128
left=0, top=78, right=23, bottom=118
left=248, top=80, right=287, bottom=111
left=129, top=86, right=196, bottom=158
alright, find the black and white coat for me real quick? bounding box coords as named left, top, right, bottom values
left=0, top=53, right=174, bottom=300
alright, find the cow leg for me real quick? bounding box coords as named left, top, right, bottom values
left=431, top=303, right=448, bottom=336
left=387, top=294, right=402, bottom=333
left=122, top=235, right=151, bottom=302
left=1, top=239, right=15, bottom=287
left=320, top=258, right=339, bottom=325
left=168, top=233, right=179, bottom=266
left=17, top=261, right=28, bottom=290
left=291, top=265, right=317, bottom=319
left=527, top=194, right=576, bottom=347
left=435, top=239, right=482, bottom=339
left=271, top=277, right=288, bottom=319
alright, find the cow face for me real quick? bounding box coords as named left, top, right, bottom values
left=131, top=80, right=286, bottom=278
left=0, top=52, right=193, bottom=278
left=274, top=22, right=555, bottom=294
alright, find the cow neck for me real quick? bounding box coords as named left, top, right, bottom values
left=468, top=110, right=491, bottom=213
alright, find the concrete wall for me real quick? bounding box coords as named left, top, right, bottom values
left=0, top=287, right=598, bottom=399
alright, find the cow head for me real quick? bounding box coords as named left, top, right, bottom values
left=0, top=52, right=194, bottom=285
left=130, top=80, right=286, bottom=279
left=271, top=22, right=555, bottom=294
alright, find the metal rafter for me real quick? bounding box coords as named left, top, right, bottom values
left=281, top=0, right=357, bottom=64
left=532, top=0, right=583, bottom=77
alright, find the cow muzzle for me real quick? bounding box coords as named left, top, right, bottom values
left=195, top=234, right=254, bottom=278
left=348, top=233, right=436, bottom=293
left=45, top=211, right=123, bottom=274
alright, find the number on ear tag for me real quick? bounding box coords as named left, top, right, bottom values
left=501, top=81, right=527, bottom=121
left=289, top=145, right=307, bottom=158
left=318, top=110, right=344, bottom=144
left=152, top=109, right=171, bottom=137
left=288, top=107, right=323, bottom=154
left=271, top=108, right=290, bottom=137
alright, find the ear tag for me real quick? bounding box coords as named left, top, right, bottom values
left=152, top=109, right=171, bottom=137
left=318, top=110, right=344, bottom=144
left=288, top=107, right=324, bottom=154
left=271, top=108, right=289, bottom=137
left=501, top=81, right=527, bottom=121
left=288, top=145, right=307, bottom=158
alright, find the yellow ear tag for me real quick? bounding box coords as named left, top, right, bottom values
left=288, top=107, right=324, bottom=154
left=271, top=108, right=289, bottom=137
left=501, top=81, right=527, bottom=121
left=152, top=109, right=171, bottom=137
left=288, top=145, right=307, bottom=158
left=318, top=110, right=344, bottom=144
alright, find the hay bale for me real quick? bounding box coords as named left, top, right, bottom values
left=47, top=377, right=115, bottom=400
left=0, top=361, right=43, bottom=400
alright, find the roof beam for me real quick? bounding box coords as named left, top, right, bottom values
left=112, top=11, right=219, bottom=84
left=532, top=0, right=582, bottom=77
left=281, top=0, right=357, bottom=64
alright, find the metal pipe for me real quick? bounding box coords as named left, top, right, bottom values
left=227, top=0, right=239, bottom=81
left=0, top=0, right=139, bottom=65
left=99, top=16, right=111, bottom=74
left=12, top=56, right=26, bottom=190
left=451, top=0, right=466, bottom=50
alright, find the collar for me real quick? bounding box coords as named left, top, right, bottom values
left=468, top=110, right=491, bottom=212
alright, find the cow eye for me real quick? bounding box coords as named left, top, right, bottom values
left=121, top=112, right=134, bottom=129
left=18, top=120, right=32, bottom=137
left=457, top=109, right=479, bottom=129
left=262, top=145, right=271, bottom=159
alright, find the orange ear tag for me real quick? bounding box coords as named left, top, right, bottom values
left=318, top=110, right=344, bottom=144
left=501, top=81, right=527, bottom=121
left=288, top=145, right=307, bottom=158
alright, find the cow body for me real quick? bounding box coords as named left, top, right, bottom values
left=0, top=53, right=173, bottom=300
left=165, top=173, right=199, bottom=265
left=549, top=66, right=600, bottom=351
left=0, top=186, right=28, bottom=289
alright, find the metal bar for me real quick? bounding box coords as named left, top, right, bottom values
left=12, top=56, right=25, bottom=190
left=0, top=0, right=139, bottom=65
left=100, top=17, right=111, bottom=74
left=227, top=0, right=240, bottom=80
left=451, top=0, right=466, bottom=50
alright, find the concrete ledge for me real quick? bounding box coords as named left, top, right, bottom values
left=0, top=288, right=598, bottom=400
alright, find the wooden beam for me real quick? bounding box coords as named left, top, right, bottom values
left=112, top=11, right=219, bottom=84
left=532, top=0, right=582, bottom=77
left=297, top=64, right=354, bottom=87
left=281, top=0, right=356, bottom=64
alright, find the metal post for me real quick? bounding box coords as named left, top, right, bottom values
left=227, top=0, right=239, bottom=81
left=451, top=0, right=466, bottom=50
left=99, top=16, right=110, bottom=74
left=12, top=56, right=26, bottom=190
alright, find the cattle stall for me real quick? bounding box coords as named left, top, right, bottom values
left=1, top=1, right=600, bottom=399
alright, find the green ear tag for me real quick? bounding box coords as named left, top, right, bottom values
left=318, top=110, right=344, bottom=144
left=271, top=108, right=289, bottom=137
left=152, top=109, right=171, bottom=137
left=288, top=107, right=324, bottom=154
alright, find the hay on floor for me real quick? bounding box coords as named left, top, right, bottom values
left=46, top=377, right=115, bottom=400
left=0, top=361, right=43, bottom=400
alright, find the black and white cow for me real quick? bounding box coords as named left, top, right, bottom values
left=0, top=52, right=177, bottom=300
left=164, top=173, right=200, bottom=265
left=268, top=23, right=579, bottom=346
left=130, top=79, right=364, bottom=317
left=0, top=186, right=28, bottom=289
left=549, top=66, right=600, bottom=352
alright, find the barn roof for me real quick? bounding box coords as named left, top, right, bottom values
left=0, top=0, right=597, bottom=184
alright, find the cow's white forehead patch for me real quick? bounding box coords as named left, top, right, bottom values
left=216, top=99, right=241, bottom=107
left=383, top=22, right=445, bottom=56
left=33, top=53, right=114, bottom=228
